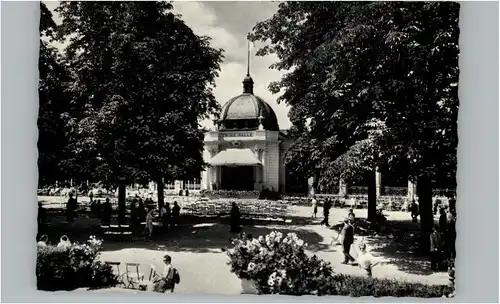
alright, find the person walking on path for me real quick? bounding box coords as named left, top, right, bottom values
left=320, top=199, right=331, bottom=226
left=446, top=210, right=457, bottom=260
left=130, top=199, right=140, bottom=234
left=160, top=203, right=168, bottom=232
left=354, top=242, right=382, bottom=277
left=101, top=198, right=112, bottom=226
left=230, top=202, right=241, bottom=233
left=410, top=199, right=419, bottom=223
left=66, top=193, right=77, bottom=222
left=171, top=201, right=181, bottom=228
left=311, top=196, right=318, bottom=218
left=340, top=219, right=356, bottom=264
left=144, top=207, right=155, bottom=240
left=439, top=208, right=448, bottom=234
left=430, top=225, right=443, bottom=271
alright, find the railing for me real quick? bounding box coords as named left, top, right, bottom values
left=318, top=186, right=340, bottom=195
left=432, top=188, right=456, bottom=197
left=185, top=180, right=201, bottom=190
left=348, top=186, right=369, bottom=195
left=383, top=187, right=408, bottom=196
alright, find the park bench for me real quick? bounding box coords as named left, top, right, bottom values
left=101, top=224, right=133, bottom=239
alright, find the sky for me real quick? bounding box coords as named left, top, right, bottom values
left=43, top=1, right=291, bottom=130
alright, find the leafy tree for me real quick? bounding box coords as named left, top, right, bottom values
left=250, top=2, right=458, bottom=251
left=38, top=2, right=73, bottom=186
left=55, top=1, right=223, bottom=220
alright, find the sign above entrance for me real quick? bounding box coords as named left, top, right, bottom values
left=220, top=132, right=253, bottom=138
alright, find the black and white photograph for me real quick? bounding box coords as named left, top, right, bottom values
left=37, top=1, right=458, bottom=298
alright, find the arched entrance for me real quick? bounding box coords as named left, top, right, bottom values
left=221, top=166, right=255, bottom=190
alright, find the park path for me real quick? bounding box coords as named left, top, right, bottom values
left=40, top=195, right=449, bottom=293
left=97, top=207, right=448, bottom=295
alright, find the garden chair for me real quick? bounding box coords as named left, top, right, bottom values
left=124, top=263, right=144, bottom=289
left=138, top=264, right=157, bottom=291
left=105, top=261, right=126, bottom=287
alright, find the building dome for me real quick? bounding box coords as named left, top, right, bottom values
left=218, top=74, right=279, bottom=131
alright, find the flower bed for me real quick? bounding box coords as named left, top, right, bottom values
left=200, top=190, right=260, bottom=199
left=226, top=231, right=334, bottom=295
left=36, top=236, right=117, bottom=291
left=226, top=232, right=453, bottom=297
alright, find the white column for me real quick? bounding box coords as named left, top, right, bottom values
left=339, top=178, right=348, bottom=197
left=408, top=180, right=417, bottom=200
left=308, top=176, right=317, bottom=196
left=375, top=170, right=382, bottom=197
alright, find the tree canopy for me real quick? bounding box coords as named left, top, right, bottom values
left=53, top=1, right=223, bottom=189
left=38, top=2, right=224, bottom=219
left=38, top=2, right=73, bottom=186
left=250, top=1, right=459, bottom=249
left=250, top=1, right=458, bottom=188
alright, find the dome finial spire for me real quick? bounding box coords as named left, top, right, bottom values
left=243, top=37, right=254, bottom=94
left=247, top=39, right=251, bottom=76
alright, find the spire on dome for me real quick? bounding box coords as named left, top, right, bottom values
left=243, top=38, right=254, bottom=94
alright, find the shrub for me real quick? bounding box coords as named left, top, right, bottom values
left=226, top=232, right=453, bottom=298
left=227, top=231, right=335, bottom=295
left=36, top=236, right=117, bottom=291
left=328, top=275, right=454, bottom=298
left=36, top=246, right=74, bottom=291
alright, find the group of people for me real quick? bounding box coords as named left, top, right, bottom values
left=139, top=200, right=181, bottom=240
left=37, top=234, right=72, bottom=249
left=331, top=216, right=381, bottom=277
left=430, top=205, right=457, bottom=271
left=311, top=196, right=333, bottom=226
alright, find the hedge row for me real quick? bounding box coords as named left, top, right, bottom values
left=36, top=245, right=117, bottom=291
left=323, top=274, right=453, bottom=298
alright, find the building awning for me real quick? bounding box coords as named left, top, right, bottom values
left=208, top=148, right=262, bottom=166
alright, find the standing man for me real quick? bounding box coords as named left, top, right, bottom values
left=340, top=219, right=356, bottom=264
left=160, top=203, right=168, bottom=232
left=171, top=201, right=181, bottom=228
left=66, top=193, right=77, bottom=222
left=410, top=199, right=419, bottom=222
left=430, top=225, right=443, bottom=271
left=320, top=199, right=331, bottom=226
left=446, top=210, right=457, bottom=260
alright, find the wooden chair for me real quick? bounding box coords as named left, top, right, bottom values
left=105, top=261, right=126, bottom=287
left=124, top=263, right=144, bottom=289
left=138, top=264, right=157, bottom=291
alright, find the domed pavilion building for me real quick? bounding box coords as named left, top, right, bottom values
left=200, top=73, right=294, bottom=192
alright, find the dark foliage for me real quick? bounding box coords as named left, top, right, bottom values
left=325, top=274, right=453, bottom=298
left=36, top=245, right=117, bottom=291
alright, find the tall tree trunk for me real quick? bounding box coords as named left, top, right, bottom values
left=366, top=171, right=377, bottom=221
left=118, top=183, right=126, bottom=224
left=417, top=176, right=434, bottom=254
left=157, top=178, right=164, bottom=209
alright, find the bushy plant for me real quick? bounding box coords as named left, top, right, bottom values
left=226, top=232, right=453, bottom=298
left=36, top=246, right=74, bottom=291
left=36, top=236, right=117, bottom=291
left=328, top=275, right=454, bottom=298
left=227, top=231, right=335, bottom=295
